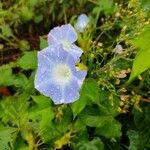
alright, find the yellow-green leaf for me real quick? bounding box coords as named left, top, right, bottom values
left=128, top=26, right=150, bottom=83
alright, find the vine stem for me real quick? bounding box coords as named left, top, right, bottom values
left=141, top=98, right=150, bottom=103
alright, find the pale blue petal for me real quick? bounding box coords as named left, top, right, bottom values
left=34, top=51, right=54, bottom=88
left=61, top=24, right=78, bottom=43
left=61, top=43, right=82, bottom=62
left=41, top=45, right=69, bottom=63
left=75, top=14, right=89, bottom=32
left=74, top=70, right=87, bottom=87
left=35, top=79, right=63, bottom=104
left=48, top=24, right=77, bottom=45
left=62, top=78, right=80, bottom=103
left=48, top=83, right=63, bottom=104
left=65, top=54, right=87, bottom=87
left=65, top=52, right=77, bottom=71
left=69, top=44, right=83, bottom=61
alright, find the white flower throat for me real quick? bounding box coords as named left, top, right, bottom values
left=53, top=64, right=72, bottom=85
left=62, top=40, right=70, bottom=51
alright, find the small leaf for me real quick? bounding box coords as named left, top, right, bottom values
left=20, top=7, right=34, bottom=21
left=0, top=65, right=15, bottom=86
left=17, top=51, right=37, bottom=70
left=19, top=40, right=30, bottom=51
left=34, top=14, right=43, bottom=24
left=128, top=26, right=150, bottom=82
left=1, top=25, right=13, bottom=37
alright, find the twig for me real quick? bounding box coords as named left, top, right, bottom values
left=141, top=98, right=150, bottom=103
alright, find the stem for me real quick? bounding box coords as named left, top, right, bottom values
left=141, top=98, right=150, bottom=103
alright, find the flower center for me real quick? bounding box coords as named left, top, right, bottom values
left=52, top=64, right=71, bottom=85
left=62, top=40, right=70, bottom=50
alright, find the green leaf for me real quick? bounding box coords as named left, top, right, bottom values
left=112, top=58, right=132, bottom=70
left=128, top=26, right=150, bottom=82
left=75, top=137, right=104, bottom=150
left=13, top=138, right=28, bottom=150
left=13, top=72, right=35, bottom=94
left=34, top=14, right=43, bottom=24
left=71, top=79, right=100, bottom=118
left=20, top=7, right=34, bottom=21
left=0, top=127, right=17, bottom=150
left=95, top=120, right=122, bottom=138
left=73, top=119, right=88, bottom=143
left=99, top=90, right=120, bottom=117
left=1, top=25, right=13, bottom=37
left=127, top=130, right=139, bottom=150
left=17, top=51, right=37, bottom=70
left=92, top=0, right=115, bottom=18
left=31, top=95, right=52, bottom=108
left=29, top=95, right=54, bottom=129
left=29, top=0, right=38, bottom=7
left=39, top=106, right=72, bottom=142
left=99, top=0, right=115, bottom=14
left=40, top=36, right=48, bottom=49
left=131, top=104, right=150, bottom=149
left=14, top=74, right=28, bottom=88
left=140, top=0, right=150, bottom=11
left=0, top=65, right=15, bottom=86
left=80, top=115, right=113, bottom=127
left=0, top=94, right=29, bottom=126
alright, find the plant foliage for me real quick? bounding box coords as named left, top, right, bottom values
left=0, top=0, right=150, bottom=149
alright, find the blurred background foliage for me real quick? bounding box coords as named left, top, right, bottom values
left=0, top=0, right=150, bottom=150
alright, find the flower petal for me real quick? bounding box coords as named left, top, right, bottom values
left=74, top=70, right=87, bottom=87
left=48, top=24, right=77, bottom=45
left=40, top=45, right=69, bottom=63
left=35, top=79, right=63, bottom=104
left=75, top=14, right=89, bottom=32
left=62, top=78, right=80, bottom=103
left=34, top=51, right=54, bottom=88
left=69, top=44, right=83, bottom=61
left=65, top=54, right=87, bottom=87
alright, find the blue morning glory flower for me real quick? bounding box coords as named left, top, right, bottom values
left=34, top=45, right=87, bottom=104
left=75, top=14, right=89, bottom=32
left=48, top=24, right=82, bottom=62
